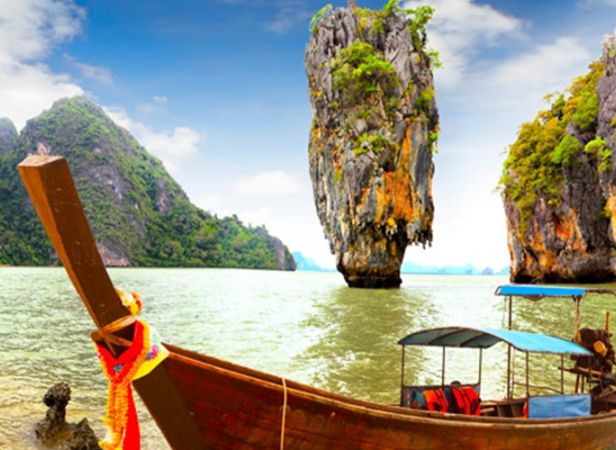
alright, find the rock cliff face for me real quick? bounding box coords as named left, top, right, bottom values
left=0, top=97, right=296, bottom=270
left=0, top=118, right=17, bottom=156
left=305, top=2, right=438, bottom=288
left=501, top=33, right=616, bottom=283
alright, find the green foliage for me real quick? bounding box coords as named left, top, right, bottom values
left=572, top=90, right=599, bottom=132
left=354, top=132, right=388, bottom=155
left=500, top=61, right=607, bottom=229
left=552, top=134, right=582, bottom=165
left=416, top=86, right=435, bottom=112
left=429, top=130, right=439, bottom=153
left=309, top=4, right=332, bottom=33
left=549, top=93, right=565, bottom=118
left=331, top=41, right=399, bottom=107
left=0, top=97, right=294, bottom=270
left=585, top=136, right=612, bottom=173
left=383, top=0, right=401, bottom=15
left=406, top=6, right=435, bottom=50
left=426, top=48, right=443, bottom=69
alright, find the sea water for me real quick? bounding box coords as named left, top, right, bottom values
left=1, top=268, right=615, bottom=449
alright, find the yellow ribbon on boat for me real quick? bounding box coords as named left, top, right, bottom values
left=114, top=288, right=169, bottom=380
left=134, top=324, right=169, bottom=380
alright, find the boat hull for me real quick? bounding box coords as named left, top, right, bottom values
left=155, top=344, right=616, bottom=450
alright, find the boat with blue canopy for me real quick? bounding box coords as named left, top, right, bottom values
left=398, top=326, right=592, bottom=419
left=397, top=285, right=616, bottom=424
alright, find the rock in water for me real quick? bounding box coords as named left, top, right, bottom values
left=305, top=2, right=439, bottom=288
left=35, top=383, right=101, bottom=450
left=500, top=32, right=616, bottom=283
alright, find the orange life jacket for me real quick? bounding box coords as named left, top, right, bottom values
left=451, top=386, right=481, bottom=415
left=423, top=388, right=448, bottom=412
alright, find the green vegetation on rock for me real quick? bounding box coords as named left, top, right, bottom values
left=552, top=134, right=582, bottom=165
left=0, top=97, right=296, bottom=270
left=585, top=136, right=612, bottom=173
left=331, top=41, right=399, bottom=102
left=354, top=132, right=389, bottom=155
left=500, top=61, right=607, bottom=226
left=309, top=4, right=332, bottom=33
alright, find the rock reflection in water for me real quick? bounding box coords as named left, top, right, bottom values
left=297, top=286, right=434, bottom=403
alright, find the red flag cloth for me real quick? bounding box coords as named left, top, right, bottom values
left=96, top=320, right=151, bottom=450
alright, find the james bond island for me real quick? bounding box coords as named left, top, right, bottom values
left=500, top=32, right=616, bottom=283
left=305, top=1, right=439, bottom=288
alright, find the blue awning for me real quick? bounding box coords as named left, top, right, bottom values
left=398, top=327, right=591, bottom=355
left=495, top=285, right=586, bottom=298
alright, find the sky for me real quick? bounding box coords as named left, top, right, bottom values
left=2, top=0, right=616, bottom=270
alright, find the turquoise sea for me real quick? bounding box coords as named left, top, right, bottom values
left=1, top=268, right=615, bottom=449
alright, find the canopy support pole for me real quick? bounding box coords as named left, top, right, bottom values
left=507, top=295, right=512, bottom=398
left=560, top=354, right=564, bottom=394
left=511, top=349, right=515, bottom=398
left=400, top=346, right=406, bottom=405
left=525, top=352, right=530, bottom=398
left=441, top=347, right=446, bottom=388
left=574, top=296, right=582, bottom=339
left=478, top=348, right=483, bottom=395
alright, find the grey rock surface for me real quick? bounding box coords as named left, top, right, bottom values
left=34, top=383, right=101, bottom=450
left=0, top=117, right=17, bottom=156
left=306, top=3, right=438, bottom=287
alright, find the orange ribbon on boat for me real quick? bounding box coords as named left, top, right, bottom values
left=95, top=290, right=169, bottom=450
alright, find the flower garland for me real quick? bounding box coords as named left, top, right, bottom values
left=96, top=319, right=151, bottom=450
left=95, top=289, right=150, bottom=450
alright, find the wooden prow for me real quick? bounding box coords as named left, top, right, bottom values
left=18, top=155, right=127, bottom=329
left=18, top=155, right=204, bottom=449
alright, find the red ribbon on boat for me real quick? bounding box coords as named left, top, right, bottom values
left=96, top=320, right=151, bottom=450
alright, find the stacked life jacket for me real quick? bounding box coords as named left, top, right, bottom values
left=422, top=388, right=448, bottom=413
left=450, top=386, right=481, bottom=415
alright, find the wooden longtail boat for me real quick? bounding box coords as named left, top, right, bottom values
left=18, top=155, right=616, bottom=449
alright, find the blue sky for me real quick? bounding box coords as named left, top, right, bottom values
left=2, top=0, right=616, bottom=269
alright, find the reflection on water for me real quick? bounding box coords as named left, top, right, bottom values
left=296, top=287, right=433, bottom=402
left=2, top=268, right=616, bottom=448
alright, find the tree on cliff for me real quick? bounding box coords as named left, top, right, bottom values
left=305, top=0, right=439, bottom=288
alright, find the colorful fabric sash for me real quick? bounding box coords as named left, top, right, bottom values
left=96, top=318, right=168, bottom=449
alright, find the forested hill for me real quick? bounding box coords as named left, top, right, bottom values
left=0, top=97, right=296, bottom=270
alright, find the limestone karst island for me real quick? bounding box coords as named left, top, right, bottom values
left=6, top=1, right=616, bottom=449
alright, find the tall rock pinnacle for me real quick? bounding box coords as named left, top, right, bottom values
left=305, top=2, right=439, bottom=288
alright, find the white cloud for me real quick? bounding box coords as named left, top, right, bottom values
left=64, top=54, right=113, bottom=84
left=233, top=171, right=304, bottom=197
left=0, top=64, right=83, bottom=130
left=480, top=37, right=592, bottom=109
left=137, top=95, right=168, bottom=115
left=404, top=0, right=522, bottom=87
left=0, top=0, right=85, bottom=129
left=0, top=0, right=84, bottom=64
left=445, top=36, right=593, bottom=120
left=238, top=207, right=273, bottom=227
left=104, top=106, right=203, bottom=174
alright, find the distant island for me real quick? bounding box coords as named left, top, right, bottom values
left=292, top=251, right=507, bottom=276
left=0, top=97, right=296, bottom=271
